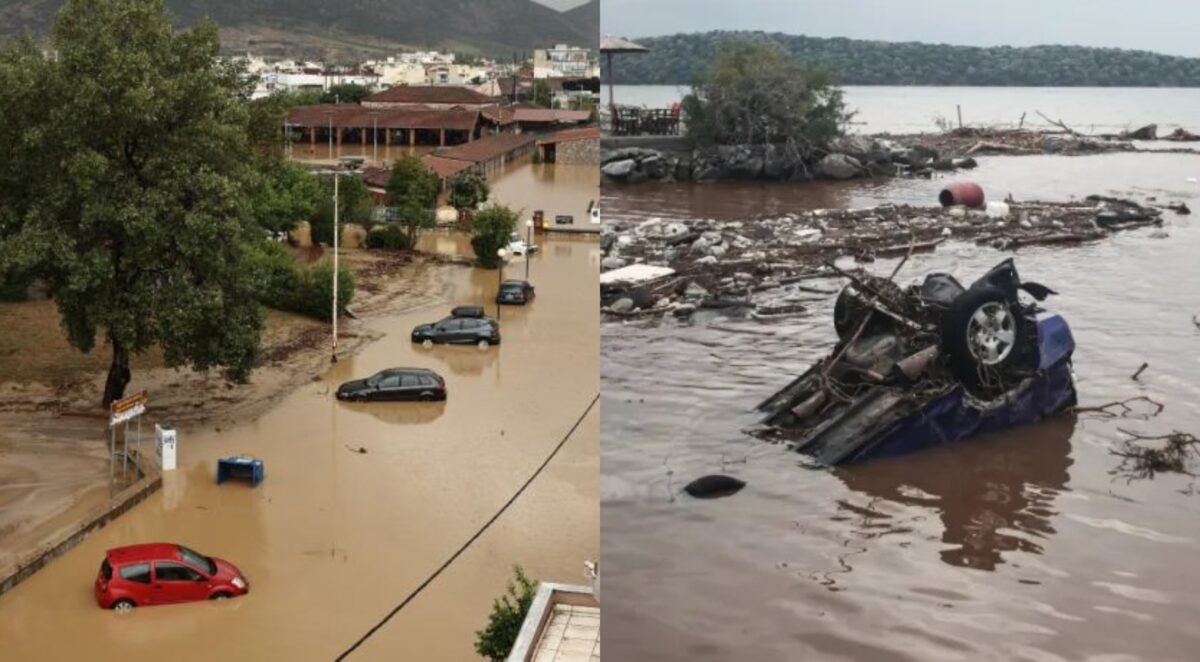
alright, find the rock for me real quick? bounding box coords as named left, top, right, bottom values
left=683, top=282, right=710, bottom=300
left=672, top=303, right=697, bottom=318
left=1126, top=124, right=1158, bottom=140
left=641, top=155, right=666, bottom=179
left=601, top=256, right=627, bottom=271
left=617, top=234, right=634, bottom=246
left=1168, top=202, right=1191, bottom=215
left=947, top=207, right=967, bottom=218
left=655, top=297, right=673, bottom=309
left=827, top=135, right=882, bottom=161
left=695, top=255, right=718, bottom=266
left=610, top=298, right=634, bottom=314
left=601, top=159, right=637, bottom=179
left=954, top=157, right=978, bottom=169
left=932, top=158, right=956, bottom=171
left=601, top=147, right=660, bottom=164
left=817, top=153, right=864, bottom=180
left=707, top=244, right=728, bottom=258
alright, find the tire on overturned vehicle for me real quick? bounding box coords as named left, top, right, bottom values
left=940, top=285, right=1034, bottom=386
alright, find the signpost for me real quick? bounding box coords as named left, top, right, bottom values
left=108, top=391, right=147, bottom=490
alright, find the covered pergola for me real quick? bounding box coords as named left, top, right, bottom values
left=600, top=35, right=648, bottom=113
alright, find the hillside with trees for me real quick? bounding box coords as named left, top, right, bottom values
left=611, top=31, right=1200, bottom=87
left=0, top=0, right=599, bottom=60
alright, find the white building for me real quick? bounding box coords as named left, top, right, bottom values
left=533, top=44, right=594, bottom=79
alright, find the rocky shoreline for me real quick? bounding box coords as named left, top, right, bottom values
left=601, top=127, right=1197, bottom=186
left=600, top=195, right=1188, bottom=319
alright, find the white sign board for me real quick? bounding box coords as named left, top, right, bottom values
left=109, top=402, right=146, bottom=427
left=156, top=424, right=178, bottom=471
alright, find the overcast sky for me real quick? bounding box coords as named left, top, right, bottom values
left=601, top=0, right=1200, bottom=58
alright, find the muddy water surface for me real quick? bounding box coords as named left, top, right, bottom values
left=602, top=153, right=1200, bottom=660
left=0, top=234, right=599, bottom=661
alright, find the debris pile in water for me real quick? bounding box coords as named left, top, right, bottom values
left=601, top=196, right=1175, bottom=318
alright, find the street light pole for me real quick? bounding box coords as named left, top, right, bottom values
left=497, top=248, right=507, bottom=320
left=373, top=116, right=379, bottom=163
left=332, top=171, right=340, bottom=363
left=525, top=219, right=534, bottom=280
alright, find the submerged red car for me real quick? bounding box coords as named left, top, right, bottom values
left=94, top=543, right=248, bottom=611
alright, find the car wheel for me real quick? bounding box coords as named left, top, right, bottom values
left=113, top=599, right=135, bottom=613
left=477, top=339, right=490, bottom=349
left=419, top=393, right=434, bottom=402
left=422, top=339, right=433, bottom=349
left=941, top=286, right=1030, bottom=385
left=211, top=592, right=231, bottom=600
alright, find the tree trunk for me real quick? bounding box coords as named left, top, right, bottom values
left=102, top=340, right=131, bottom=409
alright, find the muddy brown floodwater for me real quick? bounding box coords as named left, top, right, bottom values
left=602, top=152, right=1200, bottom=660
left=0, top=231, right=599, bottom=661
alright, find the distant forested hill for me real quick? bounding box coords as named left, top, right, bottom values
left=0, top=0, right=600, bottom=60
left=610, top=31, right=1200, bottom=87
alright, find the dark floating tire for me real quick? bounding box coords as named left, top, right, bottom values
left=684, top=475, right=746, bottom=499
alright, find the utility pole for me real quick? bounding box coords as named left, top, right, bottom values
left=332, top=171, right=339, bottom=362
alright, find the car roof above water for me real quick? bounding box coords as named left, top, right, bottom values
left=106, top=543, right=179, bottom=564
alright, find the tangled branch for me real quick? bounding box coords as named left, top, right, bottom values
left=1110, top=428, right=1200, bottom=482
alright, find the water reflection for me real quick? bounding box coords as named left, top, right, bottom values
left=413, top=345, right=499, bottom=377
left=835, top=413, right=1075, bottom=571
left=336, top=401, right=447, bottom=425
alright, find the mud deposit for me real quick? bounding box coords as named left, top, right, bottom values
left=0, top=234, right=599, bottom=661
left=602, top=153, right=1200, bottom=660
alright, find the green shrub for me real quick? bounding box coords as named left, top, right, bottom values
left=292, top=261, right=355, bottom=322
left=365, top=224, right=408, bottom=250
left=245, top=241, right=355, bottom=321
left=475, top=566, right=537, bottom=662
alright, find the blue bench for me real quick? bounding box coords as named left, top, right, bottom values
left=216, top=456, right=265, bottom=487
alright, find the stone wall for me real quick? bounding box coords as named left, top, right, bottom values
left=555, top=138, right=600, bottom=165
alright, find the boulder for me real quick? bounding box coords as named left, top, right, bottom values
left=601, top=256, right=627, bottom=271
left=601, top=147, right=660, bottom=165
left=610, top=298, right=634, bottom=314
left=601, top=159, right=637, bottom=179
left=817, top=153, right=864, bottom=180
left=1126, top=124, right=1157, bottom=140
left=827, top=135, right=884, bottom=162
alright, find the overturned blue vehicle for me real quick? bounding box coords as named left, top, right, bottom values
left=755, top=259, right=1077, bottom=465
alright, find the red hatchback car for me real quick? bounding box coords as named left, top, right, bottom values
left=94, top=543, right=249, bottom=612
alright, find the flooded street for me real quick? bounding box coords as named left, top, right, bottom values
left=601, top=153, right=1200, bottom=660
left=0, top=162, right=599, bottom=658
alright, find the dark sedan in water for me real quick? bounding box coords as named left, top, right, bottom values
left=497, top=280, right=535, bottom=305
left=336, top=368, right=447, bottom=401
left=411, top=313, right=501, bottom=347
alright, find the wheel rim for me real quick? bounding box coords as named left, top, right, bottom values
left=115, top=601, right=132, bottom=613
left=216, top=594, right=229, bottom=600
left=423, top=339, right=433, bottom=349
left=478, top=340, right=488, bottom=349
left=966, top=302, right=1016, bottom=365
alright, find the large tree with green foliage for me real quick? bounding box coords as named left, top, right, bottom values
left=470, top=205, right=518, bottom=269
left=311, top=175, right=373, bottom=245
left=385, top=154, right=440, bottom=249
left=0, top=0, right=267, bottom=407
left=682, top=41, right=851, bottom=162
left=448, top=170, right=490, bottom=212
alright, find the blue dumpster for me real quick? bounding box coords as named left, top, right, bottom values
left=216, top=456, right=265, bottom=487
